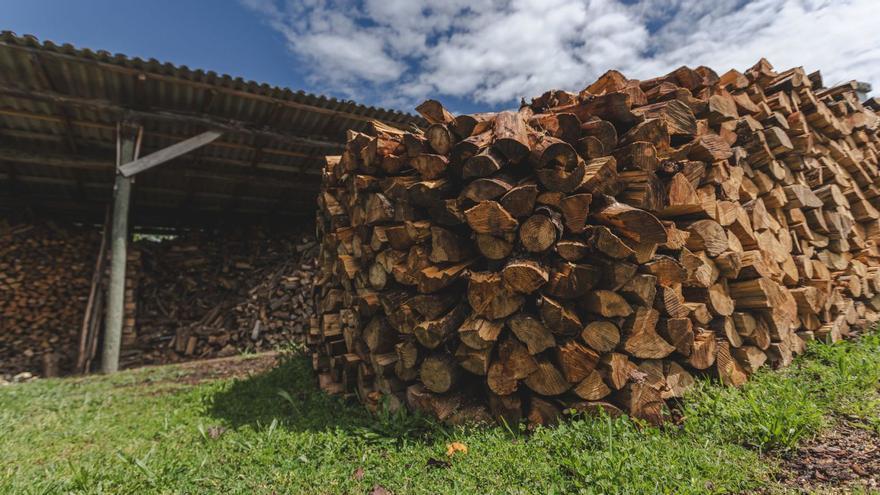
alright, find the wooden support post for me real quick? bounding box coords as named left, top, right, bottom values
left=75, top=206, right=111, bottom=374
left=101, top=122, right=141, bottom=373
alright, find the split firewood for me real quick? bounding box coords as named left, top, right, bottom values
left=312, top=58, right=880, bottom=427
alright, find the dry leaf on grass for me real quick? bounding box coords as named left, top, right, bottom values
left=446, top=441, right=468, bottom=457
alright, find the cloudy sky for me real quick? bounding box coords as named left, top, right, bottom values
left=241, top=0, right=880, bottom=112
left=5, top=0, right=879, bottom=114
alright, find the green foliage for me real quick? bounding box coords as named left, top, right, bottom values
left=681, top=331, right=880, bottom=453
left=1, top=331, right=878, bottom=494
left=682, top=375, right=824, bottom=452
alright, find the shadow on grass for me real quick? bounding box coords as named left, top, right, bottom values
left=205, top=354, right=444, bottom=442
left=206, top=354, right=370, bottom=430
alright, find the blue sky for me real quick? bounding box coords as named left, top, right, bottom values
left=3, top=1, right=310, bottom=99
left=5, top=0, right=880, bottom=114
left=2, top=0, right=485, bottom=112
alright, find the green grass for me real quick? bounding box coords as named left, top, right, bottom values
left=1, top=331, right=879, bottom=495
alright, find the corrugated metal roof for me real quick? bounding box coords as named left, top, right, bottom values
left=0, top=31, right=422, bottom=227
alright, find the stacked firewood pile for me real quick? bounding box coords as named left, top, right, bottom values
left=0, top=219, right=99, bottom=377
left=312, top=59, right=880, bottom=426
left=129, top=228, right=317, bottom=367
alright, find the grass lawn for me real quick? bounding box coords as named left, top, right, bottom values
left=1, top=331, right=879, bottom=495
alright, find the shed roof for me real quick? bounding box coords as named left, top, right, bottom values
left=0, top=32, right=421, bottom=228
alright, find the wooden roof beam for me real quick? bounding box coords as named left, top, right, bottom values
left=0, top=169, right=321, bottom=193
left=119, top=130, right=222, bottom=177
left=0, top=83, right=344, bottom=150
left=0, top=197, right=313, bottom=229
left=0, top=115, right=328, bottom=162
left=0, top=146, right=323, bottom=176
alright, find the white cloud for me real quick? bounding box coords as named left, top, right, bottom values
left=242, top=0, right=880, bottom=109
left=627, top=0, right=880, bottom=89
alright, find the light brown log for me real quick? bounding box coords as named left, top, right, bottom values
left=420, top=353, right=460, bottom=393
left=414, top=302, right=469, bottom=349
left=453, top=113, right=495, bottom=138
left=654, top=285, right=690, bottom=318
left=460, top=177, right=512, bottom=203
left=559, top=193, right=594, bottom=233
left=556, top=239, right=591, bottom=261
left=556, top=339, right=600, bottom=383
left=581, top=320, right=620, bottom=353
left=582, top=290, right=633, bottom=317
left=411, top=154, right=449, bottom=180
left=600, top=352, right=637, bottom=390
left=416, top=99, right=455, bottom=124
left=545, top=262, right=602, bottom=299
left=622, top=307, right=675, bottom=359
left=493, top=110, right=531, bottom=162
left=539, top=295, right=582, bottom=336
left=429, top=227, right=473, bottom=263
left=664, top=361, right=696, bottom=399
left=519, top=209, right=563, bottom=252
left=501, top=259, right=550, bottom=294
left=524, top=358, right=571, bottom=396
left=500, top=183, right=539, bottom=218
left=711, top=315, right=743, bottom=347
left=455, top=343, right=492, bottom=375
left=487, top=337, right=537, bottom=396
left=684, top=219, right=728, bottom=258
left=620, top=273, right=657, bottom=307
left=464, top=201, right=518, bottom=235
left=589, top=226, right=635, bottom=259
left=475, top=233, right=515, bottom=260
left=533, top=136, right=586, bottom=192
left=573, top=369, right=611, bottom=400
left=417, top=262, right=470, bottom=294
left=458, top=315, right=503, bottom=350
left=684, top=282, right=735, bottom=317
left=462, top=147, right=503, bottom=179
left=468, top=271, right=524, bottom=320
left=658, top=317, right=694, bottom=357
left=508, top=313, right=555, bottom=354
left=618, top=381, right=664, bottom=426
left=732, top=345, right=767, bottom=374
left=641, top=256, right=687, bottom=286
left=578, top=156, right=619, bottom=194
left=715, top=340, right=749, bottom=387
left=592, top=201, right=667, bottom=245
left=688, top=329, right=717, bottom=370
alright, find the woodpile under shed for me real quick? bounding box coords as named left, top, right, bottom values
left=0, top=219, right=318, bottom=377
left=311, top=59, right=880, bottom=426
left=0, top=218, right=100, bottom=376
left=127, top=229, right=318, bottom=367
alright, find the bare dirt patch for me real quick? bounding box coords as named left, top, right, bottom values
left=774, top=418, right=880, bottom=494
left=116, top=352, right=283, bottom=393
left=167, top=352, right=282, bottom=384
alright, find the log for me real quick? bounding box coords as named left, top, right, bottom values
left=464, top=201, right=518, bottom=235
left=468, top=272, right=524, bottom=320
left=508, top=313, right=555, bottom=354
left=581, top=320, right=620, bottom=352
left=502, top=259, right=550, bottom=294
left=582, top=290, right=633, bottom=317
left=420, top=353, right=460, bottom=393
left=493, top=110, right=531, bottom=162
